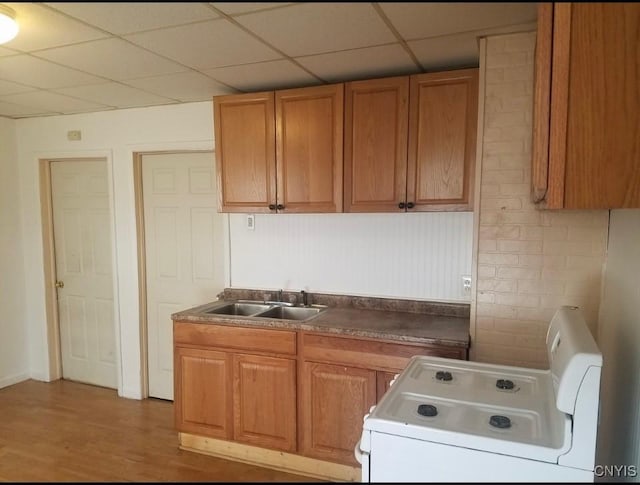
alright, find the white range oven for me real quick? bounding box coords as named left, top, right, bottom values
left=356, top=306, right=603, bottom=482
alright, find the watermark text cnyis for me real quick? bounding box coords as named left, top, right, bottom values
left=594, top=465, right=637, bottom=478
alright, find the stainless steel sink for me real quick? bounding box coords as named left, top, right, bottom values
left=205, top=302, right=272, bottom=316
left=253, top=305, right=326, bottom=321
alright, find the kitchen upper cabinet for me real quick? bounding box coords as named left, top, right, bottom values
left=275, top=84, right=344, bottom=213
left=407, top=69, right=478, bottom=211
left=344, top=76, right=409, bottom=212
left=214, top=84, right=343, bottom=214
left=174, top=347, right=232, bottom=440
left=214, top=91, right=276, bottom=213
left=233, top=353, right=296, bottom=452
left=532, top=3, right=640, bottom=209
left=344, top=70, right=477, bottom=213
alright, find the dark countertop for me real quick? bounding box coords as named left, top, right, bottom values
left=172, top=299, right=470, bottom=349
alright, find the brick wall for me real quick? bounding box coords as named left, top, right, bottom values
left=472, top=32, right=609, bottom=368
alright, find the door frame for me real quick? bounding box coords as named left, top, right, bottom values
left=39, top=156, right=121, bottom=387
left=133, top=149, right=228, bottom=399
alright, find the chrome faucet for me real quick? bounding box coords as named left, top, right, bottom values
left=300, top=290, right=308, bottom=307
left=277, top=289, right=283, bottom=302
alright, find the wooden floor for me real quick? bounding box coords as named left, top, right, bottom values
left=0, top=379, right=318, bottom=482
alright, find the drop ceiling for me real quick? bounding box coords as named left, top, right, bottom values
left=0, top=2, right=537, bottom=119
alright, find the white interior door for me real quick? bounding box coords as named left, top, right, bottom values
left=142, top=152, right=225, bottom=400
left=51, top=160, right=118, bottom=389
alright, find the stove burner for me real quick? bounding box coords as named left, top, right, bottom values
left=417, top=404, right=438, bottom=417
left=489, top=415, right=511, bottom=429
left=496, top=379, right=515, bottom=390
left=435, top=371, right=453, bottom=382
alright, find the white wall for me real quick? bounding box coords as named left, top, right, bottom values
left=0, top=116, right=29, bottom=388
left=229, top=212, right=473, bottom=302
left=596, top=209, right=640, bottom=478
left=15, top=102, right=215, bottom=398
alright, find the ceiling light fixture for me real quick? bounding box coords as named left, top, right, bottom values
left=0, top=4, right=18, bottom=44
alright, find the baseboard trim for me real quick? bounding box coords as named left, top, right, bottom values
left=0, top=373, right=30, bottom=389
left=179, top=432, right=360, bottom=482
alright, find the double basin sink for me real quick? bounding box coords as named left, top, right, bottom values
left=203, top=300, right=327, bottom=322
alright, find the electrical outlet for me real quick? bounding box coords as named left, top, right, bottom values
left=246, top=214, right=255, bottom=231
left=462, top=276, right=472, bottom=295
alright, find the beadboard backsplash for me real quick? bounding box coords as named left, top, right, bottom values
left=228, top=212, right=473, bottom=302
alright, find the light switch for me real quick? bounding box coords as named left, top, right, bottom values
left=67, top=130, right=81, bottom=141
left=247, top=214, right=255, bottom=231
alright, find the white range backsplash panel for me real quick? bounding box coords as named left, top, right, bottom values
left=228, top=211, right=473, bottom=302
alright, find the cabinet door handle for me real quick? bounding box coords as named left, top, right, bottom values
left=398, top=202, right=406, bottom=209
left=268, top=204, right=276, bottom=210
left=406, top=202, right=415, bottom=209
left=276, top=204, right=285, bottom=210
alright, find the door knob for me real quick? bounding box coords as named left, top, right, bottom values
left=55, top=281, right=64, bottom=288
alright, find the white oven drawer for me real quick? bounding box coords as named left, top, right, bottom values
left=366, top=432, right=592, bottom=483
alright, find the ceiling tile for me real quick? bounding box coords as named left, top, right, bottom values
left=203, top=59, right=321, bottom=91
left=408, top=22, right=536, bottom=71
left=1, top=91, right=110, bottom=114
left=235, top=3, right=397, bottom=57
left=211, top=3, right=295, bottom=16
left=4, top=3, right=108, bottom=52
left=125, top=19, right=282, bottom=70
left=0, top=55, right=105, bottom=88
left=53, top=82, right=177, bottom=108
left=0, top=79, right=37, bottom=96
left=0, top=100, right=56, bottom=118
left=44, top=2, right=219, bottom=35
left=296, top=44, right=419, bottom=83
left=0, top=47, right=18, bottom=57
left=35, top=38, right=188, bottom=81
left=123, top=72, right=236, bottom=102
left=379, top=2, right=538, bottom=41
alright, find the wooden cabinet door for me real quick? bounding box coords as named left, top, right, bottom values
left=407, top=69, right=478, bottom=211
left=344, top=76, right=409, bottom=212
left=174, top=346, right=232, bottom=439
left=531, top=2, right=554, bottom=204
left=300, top=362, right=376, bottom=465
left=233, top=354, right=296, bottom=452
left=214, top=91, right=277, bottom=213
left=275, top=84, right=344, bottom=213
left=376, top=370, right=401, bottom=403
left=554, top=3, right=640, bottom=209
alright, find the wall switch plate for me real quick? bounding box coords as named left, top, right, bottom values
left=247, top=214, right=255, bottom=231
left=462, top=276, right=472, bottom=295
left=67, top=130, right=81, bottom=141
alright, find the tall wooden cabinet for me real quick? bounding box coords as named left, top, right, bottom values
left=214, top=84, right=343, bottom=214
left=343, top=69, right=478, bottom=212
left=532, top=2, right=640, bottom=209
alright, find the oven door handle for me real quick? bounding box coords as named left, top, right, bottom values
left=354, top=439, right=364, bottom=464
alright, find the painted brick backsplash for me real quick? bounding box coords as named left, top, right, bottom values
left=473, top=32, right=609, bottom=368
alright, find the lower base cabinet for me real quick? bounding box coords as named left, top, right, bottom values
left=173, top=321, right=467, bottom=474
left=233, top=353, right=296, bottom=452
left=300, top=362, right=377, bottom=465
left=174, top=347, right=232, bottom=440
